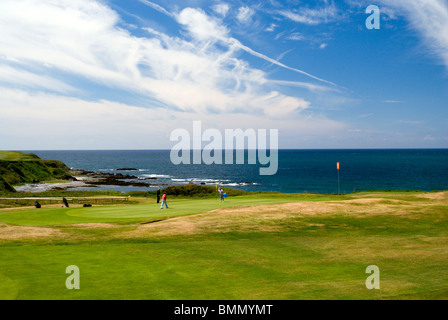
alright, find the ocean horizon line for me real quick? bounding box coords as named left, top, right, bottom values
left=18, top=148, right=448, bottom=152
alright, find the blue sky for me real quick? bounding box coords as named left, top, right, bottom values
left=0, top=0, right=447, bottom=149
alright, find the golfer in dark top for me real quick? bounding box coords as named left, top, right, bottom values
left=156, top=187, right=161, bottom=203
left=62, top=197, right=69, bottom=207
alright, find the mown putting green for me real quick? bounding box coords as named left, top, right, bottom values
left=0, top=195, right=319, bottom=226
left=0, top=191, right=447, bottom=299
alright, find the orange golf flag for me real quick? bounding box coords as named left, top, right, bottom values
left=337, top=162, right=340, bottom=170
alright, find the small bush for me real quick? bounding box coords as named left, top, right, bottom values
left=160, top=184, right=247, bottom=198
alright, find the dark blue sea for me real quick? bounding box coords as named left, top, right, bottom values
left=27, top=149, right=448, bottom=194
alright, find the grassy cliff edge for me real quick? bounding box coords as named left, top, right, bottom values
left=0, top=151, right=72, bottom=192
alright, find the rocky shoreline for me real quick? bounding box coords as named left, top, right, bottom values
left=14, top=168, right=165, bottom=193
left=69, top=169, right=154, bottom=187
left=13, top=168, right=255, bottom=193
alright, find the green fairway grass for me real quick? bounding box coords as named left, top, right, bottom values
left=0, top=151, right=41, bottom=161
left=0, top=193, right=349, bottom=226
left=1, top=191, right=447, bottom=300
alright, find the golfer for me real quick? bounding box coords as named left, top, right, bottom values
left=160, top=193, right=168, bottom=209
left=218, top=188, right=224, bottom=202
left=156, top=187, right=161, bottom=203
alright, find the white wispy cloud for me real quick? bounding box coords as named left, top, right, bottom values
left=382, top=100, right=404, bottom=103
left=137, top=0, right=175, bottom=18
left=352, top=0, right=448, bottom=69
left=265, top=23, right=278, bottom=32
left=226, top=37, right=336, bottom=86
left=0, top=64, right=76, bottom=93
left=423, top=135, right=436, bottom=141
left=212, top=3, right=231, bottom=17
left=397, top=120, right=423, bottom=125
left=0, top=0, right=339, bottom=121
left=236, top=6, right=255, bottom=24
left=0, top=0, right=139, bottom=91
left=269, top=80, right=338, bottom=92
left=287, top=32, right=305, bottom=41
left=177, top=7, right=230, bottom=42
left=277, top=2, right=341, bottom=25
left=0, top=87, right=345, bottom=149
left=139, top=1, right=336, bottom=86
left=386, top=0, right=448, bottom=69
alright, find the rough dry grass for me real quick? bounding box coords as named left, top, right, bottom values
left=1, top=191, right=446, bottom=241
left=0, top=222, right=63, bottom=240
left=417, top=192, right=448, bottom=200
left=1, top=191, right=447, bottom=300
left=117, top=191, right=447, bottom=238
left=125, top=202, right=338, bottom=237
